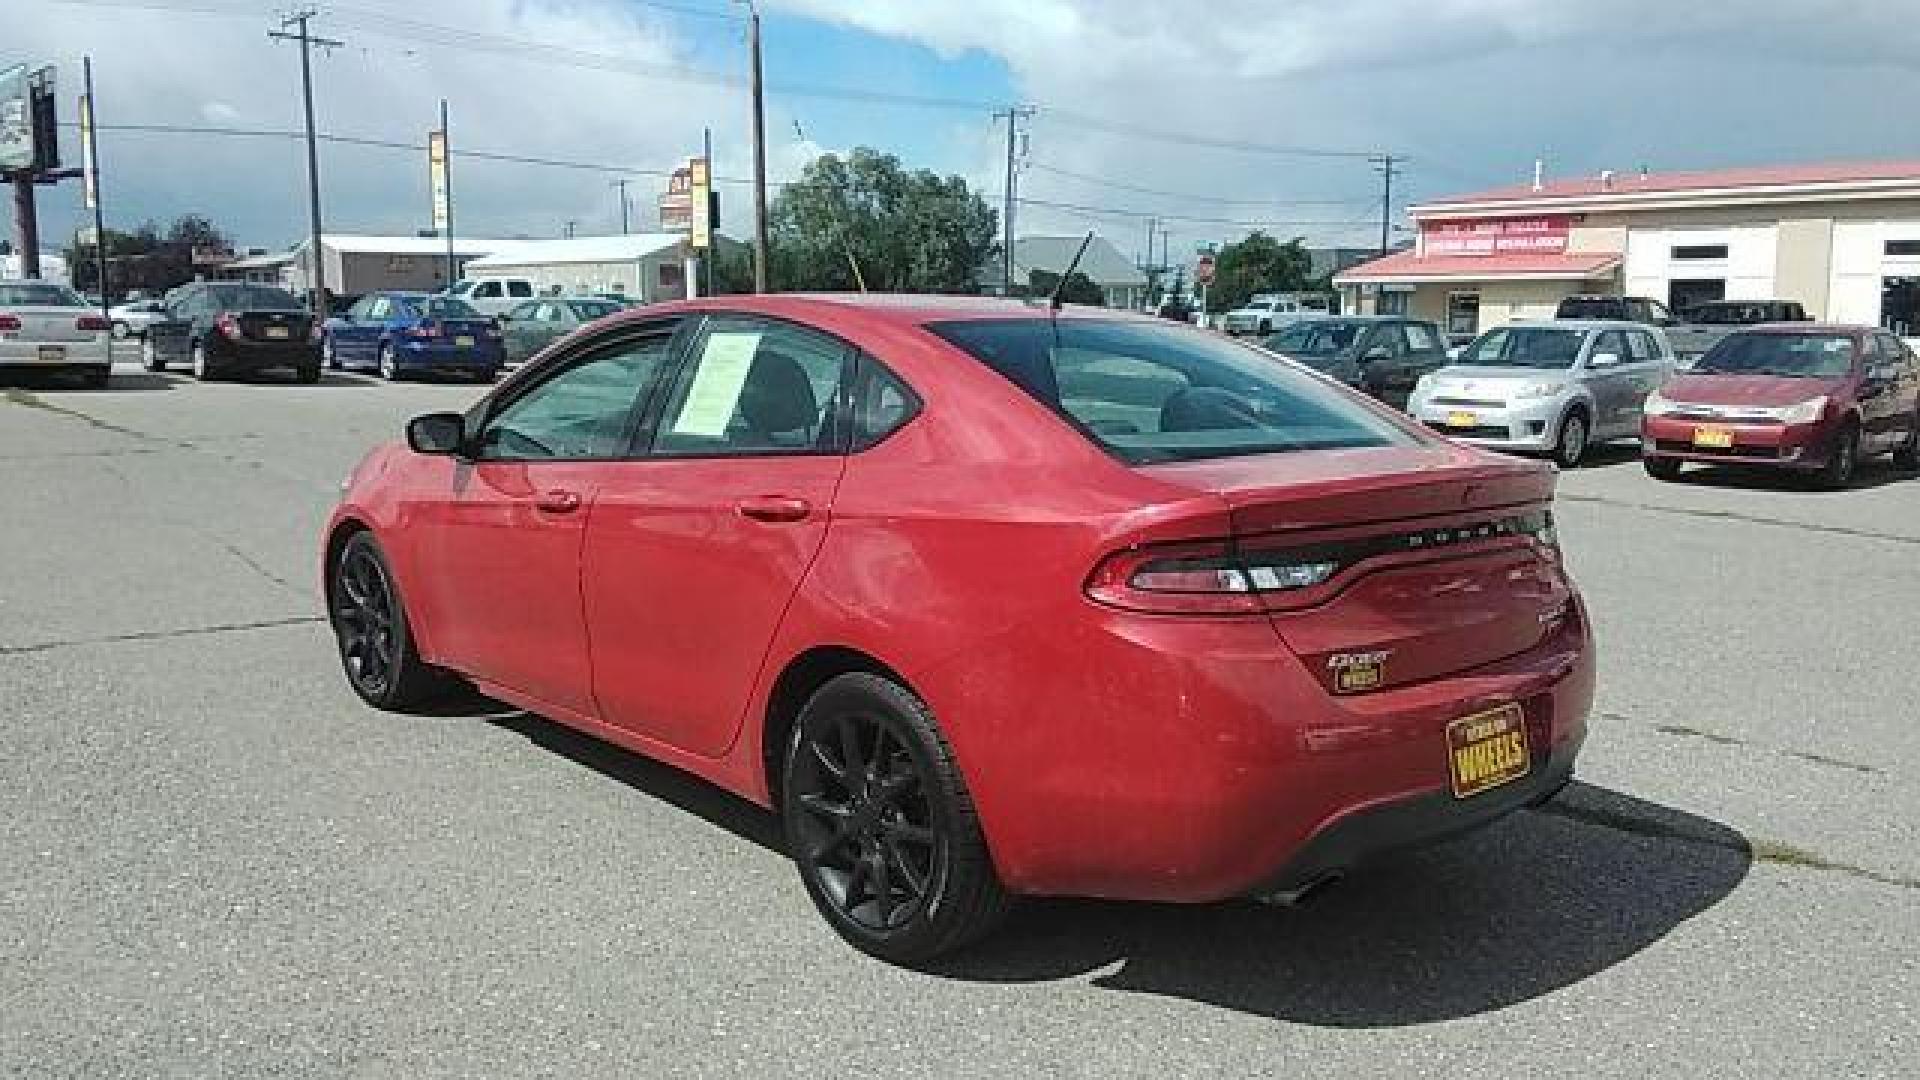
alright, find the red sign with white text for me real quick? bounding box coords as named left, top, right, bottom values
left=1423, top=216, right=1572, bottom=257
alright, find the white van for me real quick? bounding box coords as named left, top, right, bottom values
left=447, top=278, right=537, bottom=317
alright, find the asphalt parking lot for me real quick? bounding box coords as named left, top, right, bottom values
left=3, top=362, right=1915, bottom=1078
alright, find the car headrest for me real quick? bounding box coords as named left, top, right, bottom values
left=739, top=349, right=819, bottom=435
left=1160, top=386, right=1259, bottom=432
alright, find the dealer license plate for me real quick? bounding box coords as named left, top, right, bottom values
left=455, top=335, right=476, bottom=348
left=264, top=325, right=291, bottom=340
left=1692, top=425, right=1734, bottom=449
left=1446, top=410, right=1479, bottom=429
left=1446, top=703, right=1530, bottom=799
left=38, top=344, right=65, bottom=362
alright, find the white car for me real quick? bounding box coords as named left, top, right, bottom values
left=108, top=297, right=169, bottom=339
left=445, top=277, right=537, bottom=317
left=0, top=279, right=115, bottom=387
left=1221, top=292, right=1333, bottom=336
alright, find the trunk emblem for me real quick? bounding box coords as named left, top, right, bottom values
left=1328, top=650, right=1391, bottom=693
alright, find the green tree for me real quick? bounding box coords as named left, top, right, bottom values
left=1025, top=268, right=1105, bottom=306
left=1207, top=231, right=1312, bottom=313
left=64, top=214, right=230, bottom=299
left=767, top=148, right=999, bottom=293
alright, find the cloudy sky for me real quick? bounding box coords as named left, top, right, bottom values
left=7, top=0, right=1920, bottom=268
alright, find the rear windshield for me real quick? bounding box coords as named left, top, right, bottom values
left=399, top=296, right=481, bottom=319
left=1693, top=333, right=1856, bottom=379
left=205, top=284, right=303, bottom=310
left=1690, top=303, right=1793, bottom=325
left=1460, top=326, right=1584, bottom=370
left=0, top=282, right=83, bottom=306
left=1556, top=298, right=1623, bottom=319
left=928, top=318, right=1411, bottom=465
left=1265, top=320, right=1365, bottom=356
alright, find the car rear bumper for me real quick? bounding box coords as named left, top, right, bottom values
left=949, top=593, right=1595, bottom=903
left=0, top=339, right=114, bottom=368
left=1411, top=396, right=1566, bottom=452
left=396, top=338, right=503, bottom=369
left=1642, top=414, right=1834, bottom=468
left=209, top=337, right=320, bottom=371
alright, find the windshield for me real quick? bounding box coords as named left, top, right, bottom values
left=205, top=284, right=304, bottom=311
left=0, top=283, right=84, bottom=306
left=399, top=296, right=481, bottom=319
left=570, top=300, right=623, bottom=320
left=1460, top=326, right=1584, bottom=370
left=1265, top=320, right=1365, bottom=356
left=928, top=318, right=1411, bottom=465
left=1693, top=333, right=1856, bottom=379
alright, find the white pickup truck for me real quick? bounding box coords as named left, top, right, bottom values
left=1221, top=292, right=1333, bottom=336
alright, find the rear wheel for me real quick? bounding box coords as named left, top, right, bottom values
left=295, top=364, right=321, bottom=384
left=328, top=531, right=460, bottom=710
left=1644, top=456, right=1682, bottom=482
left=1816, top=419, right=1860, bottom=490
left=782, top=673, right=1012, bottom=964
left=1552, top=408, right=1590, bottom=468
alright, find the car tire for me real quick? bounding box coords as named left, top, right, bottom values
left=378, top=343, right=400, bottom=381
left=1817, top=419, right=1861, bottom=490
left=1257, top=319, right=1272, bottom=335
left=1552, top=408, right=1590, bottom=469
left=142, top=337, right=166, bottom=373
left=79, top=366, right=111, bottom=390
left=191, top=340, right=219, bottom=381
left=1643, top=456, right=1682, bottom=482
left=295, top=364, right=321, bottom=384
left=475, top=367, right=500, bottom=383
left=781, top=672, right=1013, bottom=965
left=1894, top=413, right=1920, bottom=472
left=328, top=531, right=461, bottom=711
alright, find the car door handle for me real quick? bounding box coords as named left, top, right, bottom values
left=535, top=489, right=583, bottom=514
left=736, top=495, right=812, bottom=523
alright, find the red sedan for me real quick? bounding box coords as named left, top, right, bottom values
left=1643, top=324, right=1920, bottom=487
left=323, top=295, right=1593, bottom=963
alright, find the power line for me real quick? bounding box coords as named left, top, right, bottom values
left=1037, top=108, right=1379, bottom=161
left=1024, top=161, right=1367, bottom=209
left=1013, top=196, right=1377, bottom=232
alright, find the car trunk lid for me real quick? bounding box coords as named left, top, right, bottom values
left=1137, top=441, right=1570, bottom=694
left=238, top=309, right=310, bottom=342
left=0, top=306, right=97, bottom=343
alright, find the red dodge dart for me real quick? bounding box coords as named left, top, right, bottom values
left=323, top=295, right=1594, bottom=963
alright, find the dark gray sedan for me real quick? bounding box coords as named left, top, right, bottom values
left=499, top=296, right=630, bottom=365
left=1260, top=315, right=1449, bottom=409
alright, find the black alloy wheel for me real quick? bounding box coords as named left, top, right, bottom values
left=783, top=673, right=1011, bottom=964
left=1817, top=420, right=1860, bottom=490
left=329, top=532, right=454, bottom=710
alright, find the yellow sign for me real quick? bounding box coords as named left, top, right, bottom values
left=1446, top=703, right=1530, bottom=798
left=428, top=130, right=450, bottom=231
left=79, top=93, right=98, bottom=211
left=690, top=156, right=712, bottom=250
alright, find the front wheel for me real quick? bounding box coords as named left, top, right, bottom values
left=378, top=344, right=400, bottom=381
left=1817, top=421, right=1860, bottom=490
left=1553, top=409, right=1590, bottom=469
left=782, top=673, right=1012, bottom=965
left=328, top=531, right=460, bottom=710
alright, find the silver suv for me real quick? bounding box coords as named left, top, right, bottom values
left=1409, top=319, right=1674, bottom=467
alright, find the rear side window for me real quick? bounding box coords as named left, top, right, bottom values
left=927, top=318, right=1411, bottom=465
left=653, top=317, right=850, bottom=456
left=1403, top=322, right=1441, bottom=351
left=849, top=355, right=920, bottom=451
left=508, top=281, right=535, bottom=298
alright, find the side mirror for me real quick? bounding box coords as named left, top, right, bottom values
left=1589, top=351, right=1622, bottom=369
left=406, top=412, right=467, bottom=456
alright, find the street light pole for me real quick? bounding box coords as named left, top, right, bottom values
left=440, top=98, right=455, bottom=289
left=269, top=10, right=342, bottom=315
left=81, top=56, right=108, bottom=311
left=741, top=1, right=770, bottom=292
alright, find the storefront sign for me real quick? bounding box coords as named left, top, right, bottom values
left=428, top=130, right=450, bottom=232
left=1424, top=216, right=1572, bottom=257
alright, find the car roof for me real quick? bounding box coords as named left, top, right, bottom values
left=1505, top=319, right=1641, bottom=331
left=608, top=293, right=1167, bottom=331
left=1735, top=322, right=1873, bottom=336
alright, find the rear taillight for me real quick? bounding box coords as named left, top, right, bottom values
left=404, top=320, right=442, bottom=339
left=1087, top=509, right=1559, bottom=616
left=215, top=313, right=242, bottom=340
left=77, top=314, right=112, bottom=333
left=485, top=319, right=503, bottom=339
left=0, top=313, right=19, bottom=333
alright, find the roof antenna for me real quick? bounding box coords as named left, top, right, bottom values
left=1050, top=231, right=1095, bottom=312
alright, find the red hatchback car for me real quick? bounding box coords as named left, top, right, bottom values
left=1643, top=324, right=1920, bottom=486
left=323, top=295, right=1594, bottom=963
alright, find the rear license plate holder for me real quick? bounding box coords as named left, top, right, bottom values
left=1446, top=703, right=1530, bottom=799
left=38, top=344, right=65, bottom=362
left=1446, top=410, right=1479, bottom=429
left=264, top=326, right=291, bottom=340
left=1692, top=425, right=1734, bottom=449
left=455, top=335, right=476, bottom=348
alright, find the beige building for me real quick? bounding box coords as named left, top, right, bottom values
left=1336, top=161, right=1920, bottom=341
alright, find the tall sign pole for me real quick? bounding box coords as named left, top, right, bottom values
left=270, top=11, right=343, bottom=314
left=80, top=56, right=107, bottom=311
left=744, top=1, right=769, bottom=292
left=433, top=99, right=454, bottom=288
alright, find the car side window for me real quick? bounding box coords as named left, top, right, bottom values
left=1592, top=330, right=1628, bottom=365
left=475, top=282, right=501, bottom=299
left=653, top=316, right=850, bottom=457
left=1364, top=326, right=1406, bottom=358
left=849, top=354, right=921, bottom=452
left=366, top=297, right=391, bottom=321
left=508, top=281, right=535, bottom=298
left=1624, top=329, right=1654, bottom=362
left=345, top=296, right=374, bottom=321
left=1403, top=322, right=1441, bottom=352
left=476, top=327, right=680, bottom=461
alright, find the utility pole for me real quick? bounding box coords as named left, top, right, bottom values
left=564, top=220, right=578, bottom=240
left=439, top=98, right=455, bottom=288
left=1370, top=153, right=1402, bottom=256
left=739, top=0, right=770, bottom=292
left=612, top=177, right=632, bottom=235
left=81, top=56, right=108, bottom=310
left=995, top=106, right=1034, bottom=294
left=269, top=10, right=342, bottom=315
left=702, top=125, right=714, bottom=296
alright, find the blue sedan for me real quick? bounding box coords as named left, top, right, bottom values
left=322, top=292, right=505, bottom=381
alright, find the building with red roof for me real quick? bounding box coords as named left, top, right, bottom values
left=1335, top=160, right=1920, bottom=341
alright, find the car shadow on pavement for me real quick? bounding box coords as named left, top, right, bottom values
left=1667, top=459, right=1917, bottom=492
left=1, top=370, right=175, bottom=393
left=931, top=781, right=1750, bottom=1027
